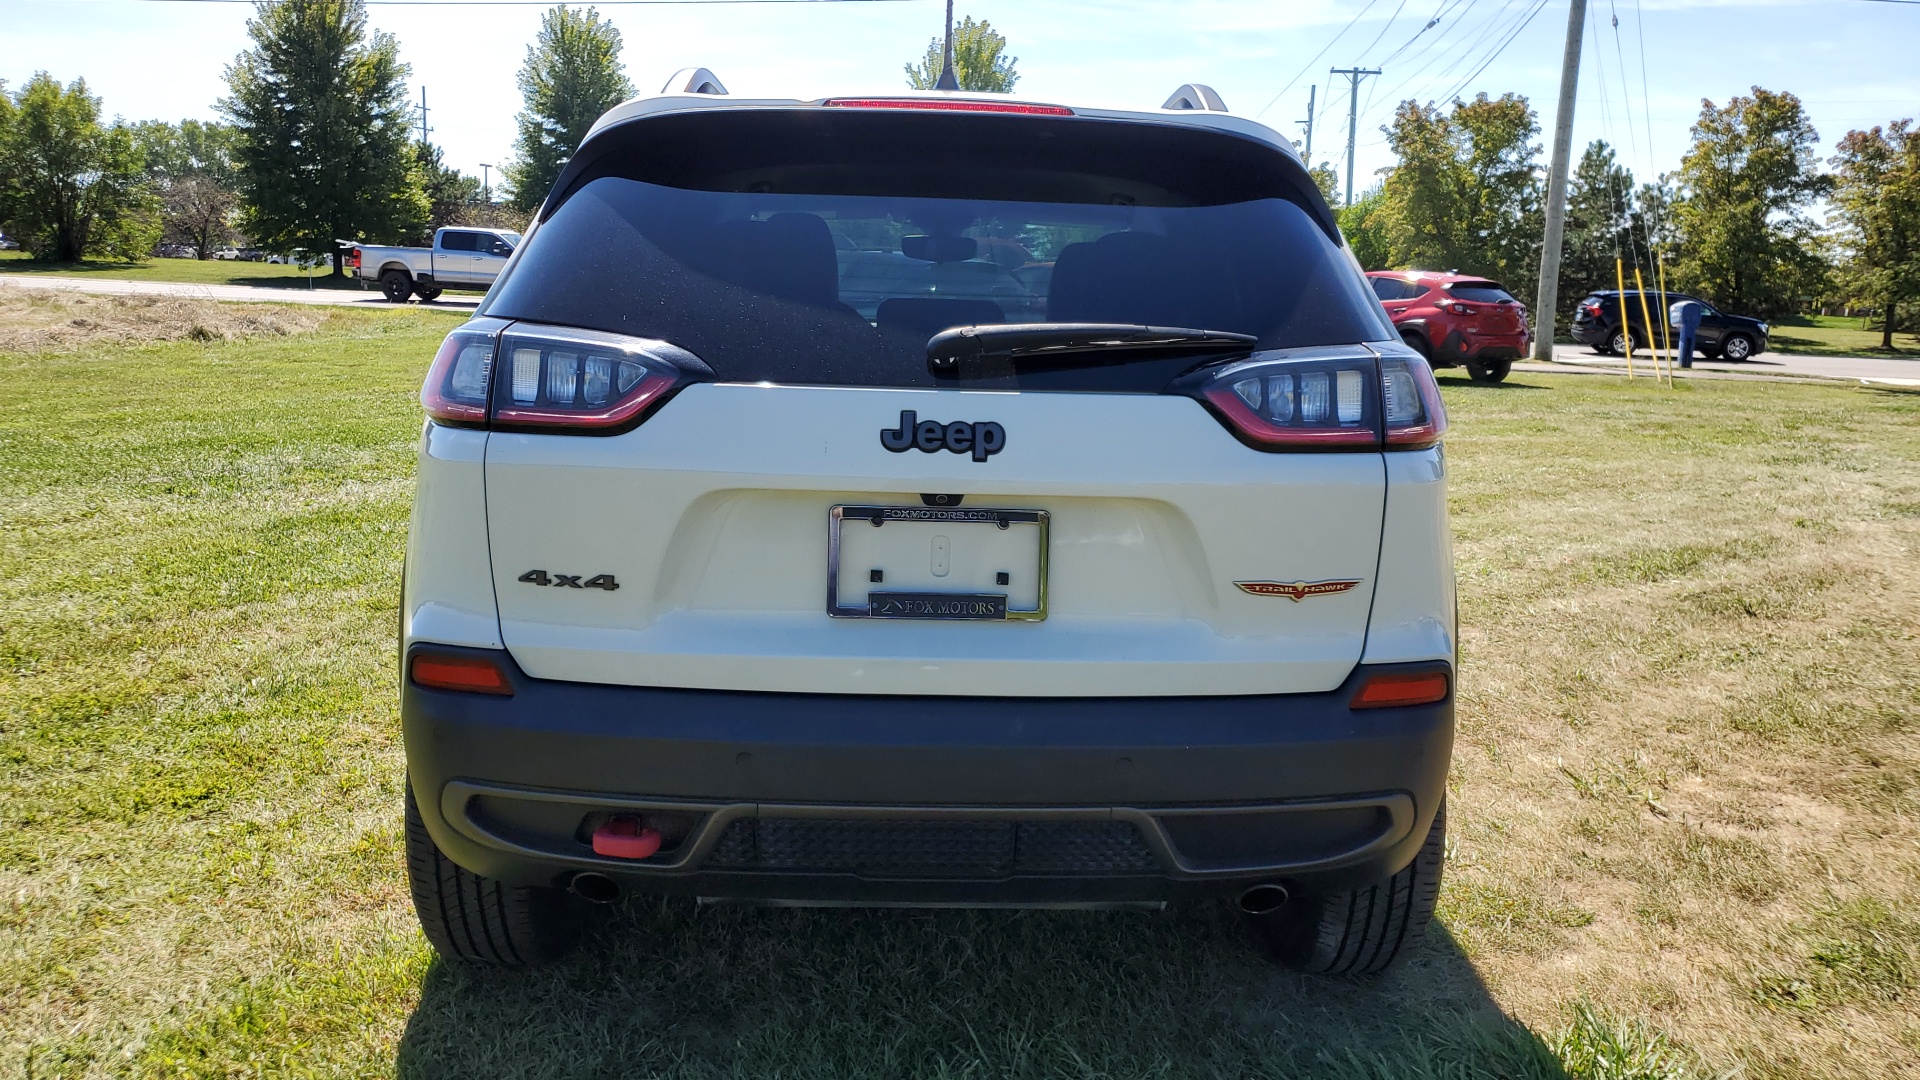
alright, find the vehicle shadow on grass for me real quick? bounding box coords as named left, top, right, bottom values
left=395, top=899, right=1566, bottom=1079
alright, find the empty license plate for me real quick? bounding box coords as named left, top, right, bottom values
left=828, top=505, right=1048, bottom=621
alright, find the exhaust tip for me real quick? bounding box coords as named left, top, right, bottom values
left=570, top=872, right=621, bottom=904
left=1237, top=883, right=1289, bottom=917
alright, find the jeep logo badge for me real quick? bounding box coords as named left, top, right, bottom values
left=880, top=410, right=1006, bottom=462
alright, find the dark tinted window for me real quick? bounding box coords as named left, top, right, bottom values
left=485, top=110, right=1392, bottom=390
left=1447, top=281, right=1516, bottom=304
left=1370, top=277, right=1422, bottom=301
left=439, top=231, right=477, bottom=252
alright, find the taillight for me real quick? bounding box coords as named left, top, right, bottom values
left=1182, top=349, right=1447, bottom=451
left=410, top=651, right=513, bottom=695
left=1448, top=302, right=1476, bottom=315
left=420, top=322, right=708, bottom=435
left=492, top=326, right=684, bottom=432
left=822, top=97, right=1074, bottom=116
left=1582, top=302, right=1602, bottom=317
left=421, top=326, right=497, bottom=426
left=349, top=247, right=361, bottom=269
left=1379, top=352, right=1449, bottom=449
left=1351, top=668, right=1450, bottom=708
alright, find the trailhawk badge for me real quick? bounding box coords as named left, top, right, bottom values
left=1235, top=579, right=1362, bottom=601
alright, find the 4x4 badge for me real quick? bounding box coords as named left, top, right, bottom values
left=881, top=410, right=1006, bottom=462
left=1235, top=579, right=1361, bottom=601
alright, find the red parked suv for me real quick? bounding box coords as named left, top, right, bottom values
left=1366, top=271, right=1529, bottom=383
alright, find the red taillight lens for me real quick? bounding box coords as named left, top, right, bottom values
left=1582, top=302, right=1602, bottom=317
left=421, top=323, right=701, bottom=435
left=410, top=652, right=513, bottom=695
left=491, top=327, right=683, bottom=432
left=1448, top=302, right=1476, bottom=315
left=421, top=327, right=497, bottom=425
left=1202, top=361, right=1380, bottom=448
left=1380, top=352, right=1448, bottom=450
left=1187, top=349, right=1446, bottom=451
left=350, top=247, right=361, bottom=269
left=1351, top=669, right=1450, bottom=708
left=823, top=97, right=1074, bottom=116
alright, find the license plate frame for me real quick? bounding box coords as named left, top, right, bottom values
left=827, top=505, right=1049, bottom=621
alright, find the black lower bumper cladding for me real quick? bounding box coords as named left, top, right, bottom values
left=403, top=645, right=1453, bottom=902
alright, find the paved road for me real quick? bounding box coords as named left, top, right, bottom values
left=0, top=273, right=481, bottom=309
left=6, top=274, right=1916, bottom=386
left=1536, top=342, right=1918, bottom=383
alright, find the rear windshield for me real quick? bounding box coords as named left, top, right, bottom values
left=482, top=110, right=1392, bottom=390
left=1447, top=281, right=1517, bottom=304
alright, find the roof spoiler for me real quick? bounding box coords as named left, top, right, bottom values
left=663, top=67, right=728, bottom=96
left=1162, top=84, right=1228, bottom=112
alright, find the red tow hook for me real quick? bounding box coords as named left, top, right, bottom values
left=591, top=816, right=662, bottom=859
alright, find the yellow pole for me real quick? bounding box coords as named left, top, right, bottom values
left=1616, top=256, right=1634, bottom=378
left=1654, top=253, right=1676, bottom=386
left=1633, top=267, right=1659, bottom=388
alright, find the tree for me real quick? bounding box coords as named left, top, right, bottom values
left=0, top=73, right=160, bottom=261
left=132, top=119, right=244, bottom=258
left=1669, top=87, right=1829, bottom=317
left=1338, top=185, right=1392, bottom=271
left=1380, top=93, right=1542, bottom=286
left=220, top=0, right=427, bottom=275
left=1829, top=120, right=1920, bottom=350
left=1557, top=140, right=1637, bottom=304
left=504, top=6, right=634, bottom=213
left=1308, top=162, right=1340, bottom=205
left=132, top=119, right=240, bottom=188
left=413, top=141, right=483, bottom=238
left=905, top=16, right=1019, bottom=93
left=162, top=175, right=238, bottom=259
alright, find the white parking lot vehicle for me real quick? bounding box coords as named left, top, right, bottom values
left=400, top=72, right=1458, bottom=974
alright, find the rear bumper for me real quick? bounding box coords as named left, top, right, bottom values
left=1436, top=328, right=1528, bottom=364
left=404, top=646, right=1454, bottom=903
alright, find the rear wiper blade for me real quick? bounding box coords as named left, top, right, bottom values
left=927, top=323, right=1257, bottom=376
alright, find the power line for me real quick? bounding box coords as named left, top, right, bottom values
left=1255, top=0, right=1385, bottom=119
left=1431, top=0, right=1551, bottom=104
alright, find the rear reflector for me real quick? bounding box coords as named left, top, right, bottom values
left=1350, top=670, right=1450, bottom=709
left=410, top=653, right=513, bottom=696
left=823, top=98, right=1074, bottom=116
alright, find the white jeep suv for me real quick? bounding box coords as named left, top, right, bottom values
left=400, top=75, right=1457, bottom=974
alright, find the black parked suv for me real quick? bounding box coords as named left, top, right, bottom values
left=1570, top=291, right=1770, bottom=361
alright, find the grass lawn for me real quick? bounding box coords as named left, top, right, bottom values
left=1768, top=313, right=1920, bottom=358
left=0, top=250, right=482, bottom=295
left=2, top=302, right=1918, bottom=1078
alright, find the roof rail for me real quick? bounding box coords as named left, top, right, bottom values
left=1162, top=84, right=1228, bottom=112
left=663, top=67, right=728, bottom=96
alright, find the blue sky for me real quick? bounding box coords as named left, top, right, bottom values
left=4, top=0, right=1917, bottom=202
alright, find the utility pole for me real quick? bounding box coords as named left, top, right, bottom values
left=479, top=163, right=493, bottom=206
left=1531, top=0, right=1589, bottom=363
left=1297, top=85, right=1316, bottom=164
left=935, top=0, right=959, bottom=90
left=1330, top=67, right=1380, bottom=205
left=414, top=87, right=432, bottom=145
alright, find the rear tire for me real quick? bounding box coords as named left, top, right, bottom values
left=1466, top=359, right=1511, bottom=383
left=405, top=782, right=580, bottom=967
left=1251, top=801, right=1445, bottom=975
left=379, top=269, right=413, bottom=304
left=415, top=284, right=443, bottom=302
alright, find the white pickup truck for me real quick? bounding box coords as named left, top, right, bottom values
left=352, top=226, right=522, bottom=303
